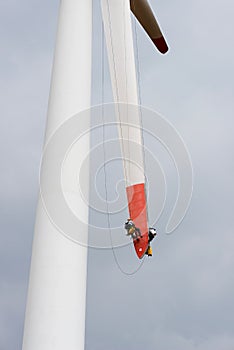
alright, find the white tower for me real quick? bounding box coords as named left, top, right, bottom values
left=22, top=1, right=92, bottom=349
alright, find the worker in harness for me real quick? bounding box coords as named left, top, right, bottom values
left=125, top=219, right=157, bottom=256
left=124, top=219, right=142, bottom=240
left=145, top=227, right=157, bottom=256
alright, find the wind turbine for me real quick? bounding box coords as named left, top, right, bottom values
left=22, top=1, right=168, bottom=349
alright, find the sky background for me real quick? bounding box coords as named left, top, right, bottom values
left=1, top=0, right=234, bottom=349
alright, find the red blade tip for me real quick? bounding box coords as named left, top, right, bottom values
left=152, top=36, right=169, bottom=54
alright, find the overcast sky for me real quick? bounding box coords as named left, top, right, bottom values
left=1, top=0, right=234, bottom=349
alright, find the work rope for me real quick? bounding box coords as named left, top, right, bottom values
left=101, top=0, right=147, bottom=275
left=132, top=0, right=149, bottom=223
left=105, top=0, right=129, bottom=183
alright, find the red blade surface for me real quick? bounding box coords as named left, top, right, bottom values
left=126, top=183, right=149, bottom=259
left=130, top=0, right=169, bottom=54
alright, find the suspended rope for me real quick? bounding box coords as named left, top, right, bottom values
left=122, top=0, right=131, bottom=186
left=105, top=0, right=129, bottom=185
left=101, top=6, right=146, bottom=275
left=132, top=0, right=149, bottom=223
left=132, top=0, right=142, bottom=106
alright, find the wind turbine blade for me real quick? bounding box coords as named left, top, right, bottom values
left=130, top=0, right=169, bottom=53
left=101, top=0, right=149, bottom=258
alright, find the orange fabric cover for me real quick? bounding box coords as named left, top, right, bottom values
left=126, top=183, right=149, bottom=259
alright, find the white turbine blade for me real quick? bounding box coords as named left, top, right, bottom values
left=101, top=0, right=144, bottom=185
left=101, top=0, right=149, bottom=259
left=101, top=0, right=138, bottom=105
left=130, top=0, right=168, bottom=53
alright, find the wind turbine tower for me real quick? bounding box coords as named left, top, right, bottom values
left=22, top=1, right=92, bottom=349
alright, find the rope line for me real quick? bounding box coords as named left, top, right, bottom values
left=106, top=0, right=129, bottom=184
left=132, top=0, right=149, bottom=222
left=123, top=0, right=131, bottom=185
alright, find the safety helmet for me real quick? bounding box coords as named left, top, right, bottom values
left=149, top=227, right=157, bottom=235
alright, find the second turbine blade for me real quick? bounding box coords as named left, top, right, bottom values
left=130, top=0, right=169, bottom=54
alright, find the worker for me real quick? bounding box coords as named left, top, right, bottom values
left=145, top=227, right=157, bottom=256
left=148, top=227, right=157, bottom=242
left=124, top=219, right=142, bottom=240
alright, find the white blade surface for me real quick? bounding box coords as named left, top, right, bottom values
left=101, top=0, right=145, bottom=187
